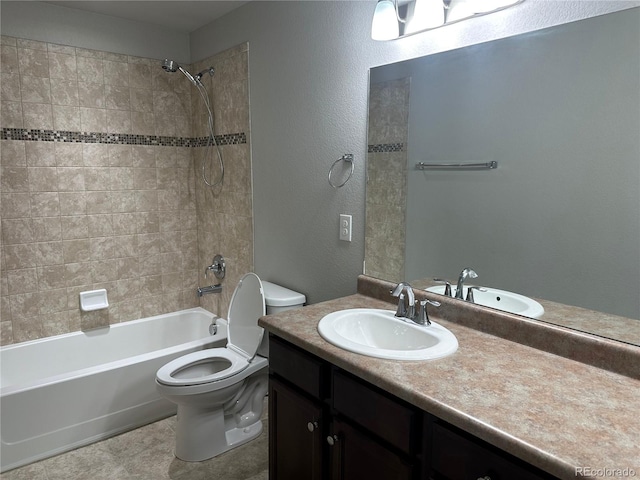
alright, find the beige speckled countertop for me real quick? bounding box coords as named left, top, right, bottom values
left=258, top=276, right=640, bottom=480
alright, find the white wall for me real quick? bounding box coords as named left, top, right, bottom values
left=2, top=0, right=637, bottom=304
left=190, top=0, right=638, bottom=303
left=0, top=1, right=190, bottom=63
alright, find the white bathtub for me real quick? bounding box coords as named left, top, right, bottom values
left=0, top=307, right=227, bottom=472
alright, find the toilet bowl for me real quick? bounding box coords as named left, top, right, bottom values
left=155, top=274, right=306, bottom=462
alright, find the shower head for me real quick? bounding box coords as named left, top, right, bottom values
left=161, top=59, right=199, bottom=86
left=162, top=59, right=179, bottom=73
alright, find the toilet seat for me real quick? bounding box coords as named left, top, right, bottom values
left=156, top=347, right=250, bottom=387
left=156, top=273, right=266, bottom=392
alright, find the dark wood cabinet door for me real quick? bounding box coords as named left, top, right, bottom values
left=430, top=423, right=551, bottom=480
left=269, top=376, right=324, bottom=480
left=328, top=417, right=415, bottom=480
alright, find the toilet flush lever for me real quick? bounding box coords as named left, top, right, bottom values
left=205, top=254, right=225, bottom=280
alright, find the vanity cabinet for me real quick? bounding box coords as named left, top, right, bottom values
left=268, top=334, right=557, bottom=480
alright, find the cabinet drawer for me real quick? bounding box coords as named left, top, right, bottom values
left=269, top=335, right=326, bottom=400
left=431, top=422, right=552, bottom=480
left=332, top=369, right=418, bottom=456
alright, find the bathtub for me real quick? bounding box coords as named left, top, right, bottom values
left=0, top=307, right=227, bottom=472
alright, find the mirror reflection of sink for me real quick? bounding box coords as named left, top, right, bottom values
left=426, top=286, right=544, bottom=319
left=317, top=309, right=458, bottom=361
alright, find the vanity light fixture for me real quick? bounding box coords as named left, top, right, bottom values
left=371, top=0, right=401, bottom=40
left=405, top=0, right=445, bottom=34
left=371, top=0, right=524, bottom=41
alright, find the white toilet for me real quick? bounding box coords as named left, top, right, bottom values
left=155, top=274, right=305, bottom=462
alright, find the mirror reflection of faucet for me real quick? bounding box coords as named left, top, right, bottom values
left=455, top=267, right=478, bottom=299
left=433, top=269, right=485, bottom=304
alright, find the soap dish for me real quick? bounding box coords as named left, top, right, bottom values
left=79, top=289, right=109, bottom=311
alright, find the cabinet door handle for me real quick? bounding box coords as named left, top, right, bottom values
left=307, top=421, right=319, bottom=432
left=326, top=434, right=339, bottom=446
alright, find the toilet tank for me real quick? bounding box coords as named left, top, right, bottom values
left=261, top=281, right=306, bottom=315
left=258, top=281, right=306, bottom=358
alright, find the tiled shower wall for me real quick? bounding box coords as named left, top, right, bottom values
left=365, top=77, right=410, bottom=283
left=192, top=44, right=253, bottom=319
left=0, top=36, right=252, bottom=345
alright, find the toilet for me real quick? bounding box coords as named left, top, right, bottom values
left=155, top=274, right=305, bottom=462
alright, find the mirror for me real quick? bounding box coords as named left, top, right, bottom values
left=365, top=9, right=640, bottom=344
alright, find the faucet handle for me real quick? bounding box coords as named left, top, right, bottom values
left=417, top=299, right=440, bottom=326
left=205, top=254, right=226, bottom=280
left=465, top=286, right=487, bottom=303
left=433, top=278, right=452, bottom=296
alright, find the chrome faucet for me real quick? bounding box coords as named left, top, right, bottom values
left=391, top=282, right=440, bottom=326
left=455, top=268, right=478, bottom=299
left=391, top=282, right=415, bottom=319
left=197, top=284, right=222, bottom=297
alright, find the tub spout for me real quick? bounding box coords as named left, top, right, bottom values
left=197, top=284, right=222, bottom=297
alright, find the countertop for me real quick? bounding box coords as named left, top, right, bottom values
left=258, top=278, right=640, bottom=480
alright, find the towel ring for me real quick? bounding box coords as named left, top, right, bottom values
left=328, top=154, right=354, bottom=189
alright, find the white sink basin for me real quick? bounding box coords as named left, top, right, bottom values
left=426, top=286, right=544, bottom=319
left=317, top=309, right=458, bottom=361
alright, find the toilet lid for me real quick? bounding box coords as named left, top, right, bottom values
left=227, top=273, right=265, bottom=361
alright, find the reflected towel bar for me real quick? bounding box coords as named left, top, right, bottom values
left=415, top=161, right=498, bottom=170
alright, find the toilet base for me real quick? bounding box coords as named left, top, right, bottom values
left=172, top=373, right=268, bottom=462
left=174, top=404, right=265, bottom=462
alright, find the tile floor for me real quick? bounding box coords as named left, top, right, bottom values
left=0, top=405, right=269, bottom=480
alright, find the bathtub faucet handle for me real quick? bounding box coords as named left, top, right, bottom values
left=205, top=254, right=226, bottom=280
left=209, top=320, right=217, bottom=335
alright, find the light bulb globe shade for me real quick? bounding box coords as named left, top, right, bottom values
left=406, top=0, right=445, bottom=34
left=372, top=0, right=400, bottom=41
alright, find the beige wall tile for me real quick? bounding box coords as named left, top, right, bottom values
left=26, top=141, right=55, bottom=166
left=34, top=241, right=64, bottom=266
left=30, top=192, right=60, bottom=217
left=0, top=140, right=26, bottom=166
left=48, top=52, right=76, bottom=80
left=1, top=167, right=29, bottom=192
left=59, top=192, right=87, bottom=215
left=86, top=191, right=112, bottom=214
left=52, top=105, right=81, bottom=131
left=79, top=107, right=106, bottom=132
left=78, top=82, right=105, bottom=108
left=21, top=75, right=51, bottom=103
left=32, top=216, right=62, bottom=242
left=57, top=166, right=85, bottom=191
left=1, top=45, right=19, bottom=74
left=50, top=78, right=79, bottom=106
left=106, top=109, right=131, bottom=133
left=3, top=243, right=38, bottom=270
left=1, top=193, right=31, bottom=218
left=55, top=142, right=83, bottom=166
left=1, top=73, right=21, bottom=101
left=18, top=47, right=49, bottom=77
left=23, top=102, right=53, bottom=129
left=77, top=56, right=103, bottom=83
left=27, top=167, right=59, bottom=192
left=60, top=215, right=88, bottom=239
left=0, top=100, right=23, bottom=127
left=82, top=144, right=110, bottom=166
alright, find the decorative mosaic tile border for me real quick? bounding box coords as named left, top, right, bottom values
left=1, top=128, right=247, bottom=147
left=368, top=143, right=404, bottom=153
